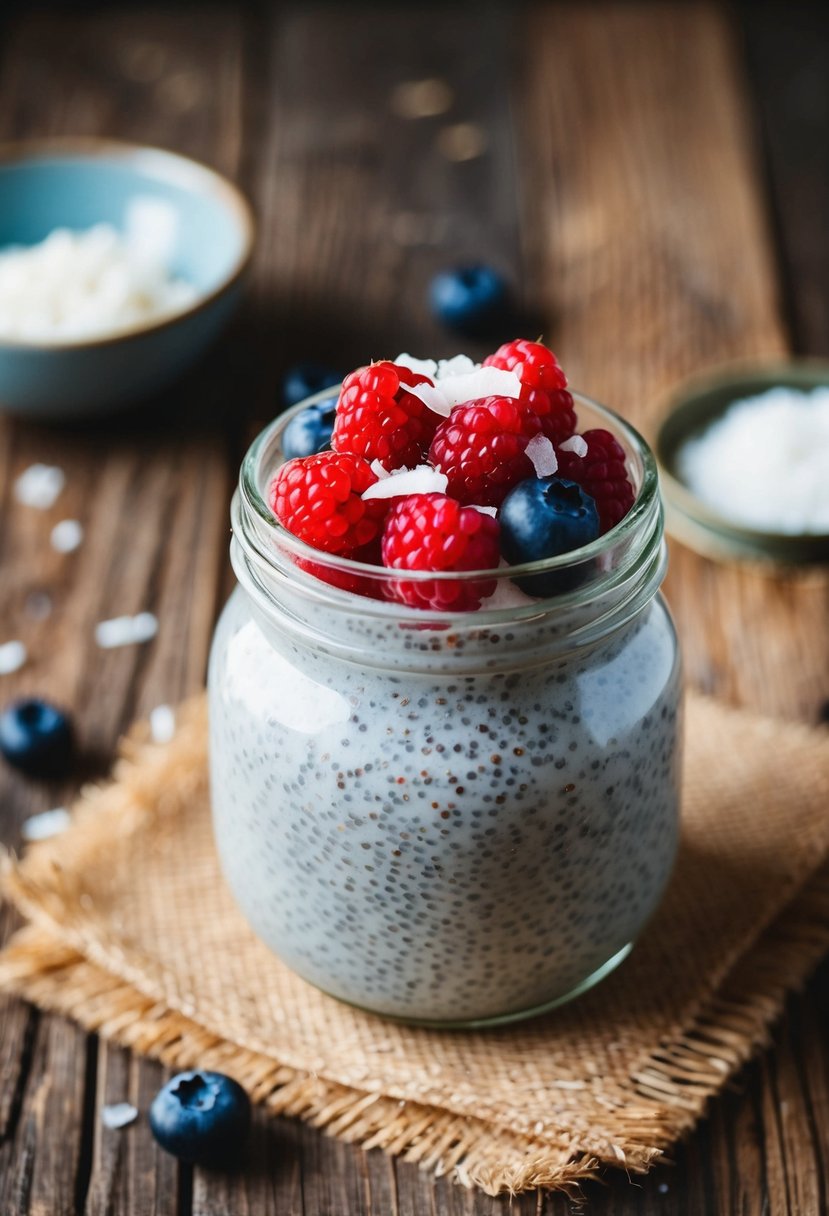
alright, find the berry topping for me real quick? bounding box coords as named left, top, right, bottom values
left=270, top=451, right=387, bottom=553
left=282, top=362, right=342, bottom=408
left=500, top=477, right=601, bottom=595
left=428, top=395, right=543, bottom=507
left=0, top=698, right=74, bottom=778
left=149, top=1071, right=251, bottom=1167
left=555, top=428, right=635, bottom=533
left=428, top=265, right=509, bottom=335
left=381, top=493, right=501, bottom=611
left=332, top=361, right=441, bottom=468
left=483, top=339, right=576, bottom=445
left=281, top=396, right=337, bottom=460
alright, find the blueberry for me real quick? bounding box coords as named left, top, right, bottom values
left=428, top=265, right=509, bottom=334
left=500, top=477, right=601, bottom=596
left=282, top=363, right=342, bottom=409
left=149, top=1071, right=251, bottom=1168
left=0, top=698, right=74, bottom=778
left=282, top=396, right=338, bottom=459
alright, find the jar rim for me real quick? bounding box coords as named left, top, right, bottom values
left=238, top=387, right=661, bottom=593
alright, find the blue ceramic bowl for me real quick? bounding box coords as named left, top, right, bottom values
left=0, top=139, right=254, bottom=418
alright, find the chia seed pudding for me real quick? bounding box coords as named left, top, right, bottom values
left=208, top=390, right=683, bottom=1025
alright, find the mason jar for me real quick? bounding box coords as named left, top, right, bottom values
left=208, top=391, right=683, bottom=1027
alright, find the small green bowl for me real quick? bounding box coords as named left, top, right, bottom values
left=655, top=360, right=829, bottom=565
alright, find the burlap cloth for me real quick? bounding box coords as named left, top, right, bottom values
left=2, top=693, right=829, bottom=1196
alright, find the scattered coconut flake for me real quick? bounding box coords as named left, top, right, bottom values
left=95, top=612, right=158, bottom=649
left=394, top=352, right=438, bottom=379
left=362, top=465, right=448, bottom=500
left=14, top=464, right=65, bottom=509
left=0, top=640, right=27, bottom=674
left=149, top=704, right=176, bottom=744
left=470, top=504, right=498, bottom=516
left=50, top=519, right=84, bottom=553
left=436, top=354, right=479, bottom=380
left=678, top=385, right=829, bottom=533
left=559, top=434, right=588, bottom=458
left=525, top=434, right=558, bottom=478
left=101, top=1102, right=138, bottom=1130
left=22, top=807, right=71, bottom=842
left=370, top=459, right=391, bottom=480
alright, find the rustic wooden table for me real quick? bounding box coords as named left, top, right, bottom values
left=1, top=2, right=828, bottom=1212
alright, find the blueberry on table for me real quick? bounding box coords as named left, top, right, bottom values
left=282, top=396, right=338, bottom=459
left=149, top=1071, right=251, bottom=1168
left=0, top=698, right=74, bottom=778
left=500, top=476, right=601, bottom=596
left=428, top=265, right=509, bottom=334
left=282, top=362, right=342, bottom=409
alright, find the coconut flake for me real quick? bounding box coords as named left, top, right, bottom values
left=370, top=459, right=391, bottom=480
left=436, top=354, right=479, bottom=379
left=0, top=640, right=27, bottom=674
left=95, top=612, right=158, bottom=649
left=438, top=366, right=521, bottom=409
left=470, top=504, right=498, bottom=517
left=22, top=808, right=71, bottom=842
left=101, top=1102, right=138, bottom=1130
left=559, top=434, right=588, bottom=458
left=150, top=704, right=176, bottom=744
left=525, top=434, right=558, bottom=478
left=362, top=465, right=448, bottom=500
left=14, top=464, right=65, bottom=509
left=404, top=379, right=454, bottom=417
left=394, top=352, right=438, bottom=379
left=50, top=519, right=84, bottom=553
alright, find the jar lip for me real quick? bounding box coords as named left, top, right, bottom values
left=238, top=387, right=660, bottom=588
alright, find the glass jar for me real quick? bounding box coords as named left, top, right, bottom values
left=208, top=391, right=683, bottom=1027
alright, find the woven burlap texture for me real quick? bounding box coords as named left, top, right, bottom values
left=2, top=692, right=829, bottom=1196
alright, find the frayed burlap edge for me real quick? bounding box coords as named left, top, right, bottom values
left=2, top=865, right=828, bottom=1195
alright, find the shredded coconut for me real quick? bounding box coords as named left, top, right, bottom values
left=362, top=465, right=448, bottom=500
left=369, top=459, right=391, bottom=480
left=101, top=1102, right=138, bottom=1130
left=394, top=353, right=438, bottom=379
left=95, top=612, right=158, bottom=649
left=469, top=504, right=498, bottom=517
left=677, top=386, right=829, bottom=533
left=22, top=808, right=70, bottom=842
left=14, top=464, right=65, bottom=509
left=559, top=434, right=588, bottom=458
left=50, top=519, right=84, bottom=553
left=404, top=366, right=521, bottom=417
left=0, top=213, right=197, bottom=342
left=525, top=434, right=558, bottom=478
left=0, top=640, right=27, bottom=674
left=149, top=704, right=176, bottom=744
left=436, top=354, right=479, bottom=379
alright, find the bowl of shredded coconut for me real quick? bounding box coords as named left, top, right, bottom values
left=656, top=362, right=829, bottom=564
left=0, top=139, right=254, bottom=417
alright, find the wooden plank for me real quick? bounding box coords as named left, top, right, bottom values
left=0, top=1016, right=91, bottom=1216
left=516, top=1, right=829, bottom=725
left=0, top=7, right=246, bottom=1216
left=85, top=1048, right=177, bottom=1216
left=191, top=1113, right=305, bottom=1216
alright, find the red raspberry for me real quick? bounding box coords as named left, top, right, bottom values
left=483, top=339, right=576, bottom=445
left=269, top=451, right=387, bottom=553
left=555, top=429, right=635, bottom=533
left=297, top=541, right=384, bottom=599
left=381, top=493, right=500, bottom=611
left=428, top=395, right=543, bottom=507
left=332, top=361, right=440, bottom=469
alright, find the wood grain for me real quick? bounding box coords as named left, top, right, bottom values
left=0, top=2, right=828, bottom=1214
